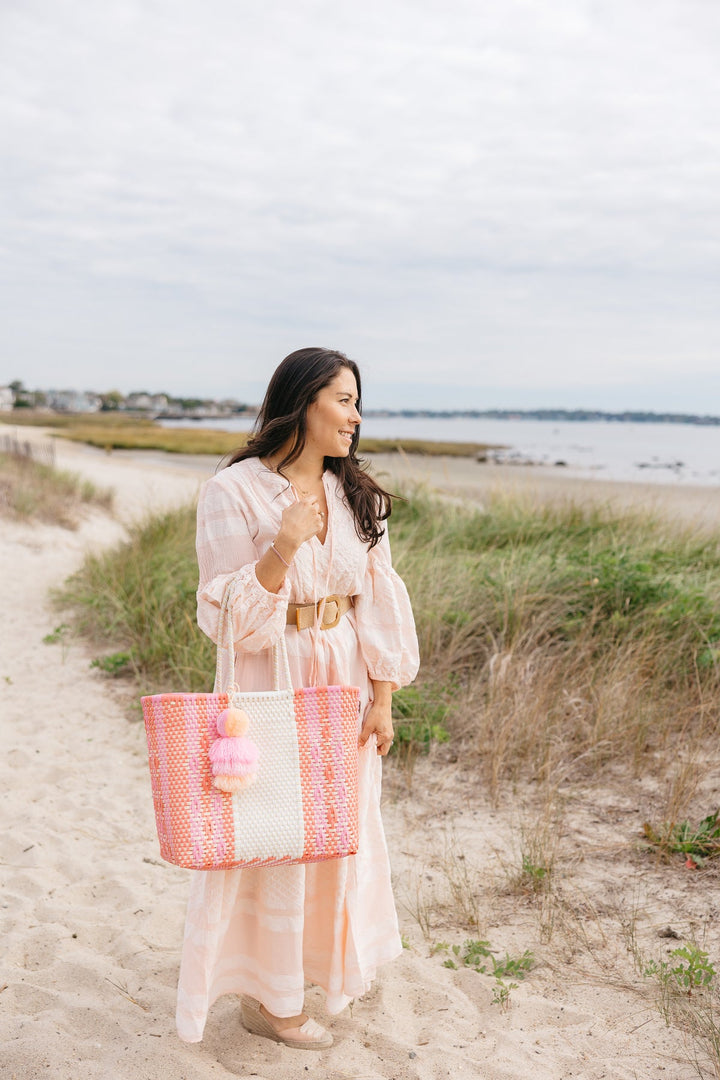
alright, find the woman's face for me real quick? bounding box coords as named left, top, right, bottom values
left=304, top=368, right=361, bottom=459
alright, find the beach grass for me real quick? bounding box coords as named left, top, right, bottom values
left=58, top=504, right=214, bottom=686
left=390, top=488, right=720, bottom=793
left=58, top=487, right=720, bottom=790
left=360, top=438, right=491, bottom=457
left=0, top=450, right=113, bottom=528
left=0, top=410, right=491, bottom=458
left=61, top=423, right=250, bottom=456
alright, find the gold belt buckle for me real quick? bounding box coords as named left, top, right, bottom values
left=319, top=595, right=342, bottom=630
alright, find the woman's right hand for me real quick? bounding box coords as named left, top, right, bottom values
left=276, top=496, right=324, bottom=550
left=255, top=496, right=323, bottom=594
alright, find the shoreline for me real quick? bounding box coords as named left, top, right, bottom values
left=22, top=426, right=719, bottom=531
left=367, top=451, right=720, bottom=529
left=4, top=414, right=720, bottom=494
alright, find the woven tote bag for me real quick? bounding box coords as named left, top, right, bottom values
left=141, top=579, right=360, bottom=870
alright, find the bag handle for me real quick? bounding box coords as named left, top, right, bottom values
left=215, top=576, right=293, bottom=695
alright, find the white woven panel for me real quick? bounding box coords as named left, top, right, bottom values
left=228, top=687, right=304, bottom=862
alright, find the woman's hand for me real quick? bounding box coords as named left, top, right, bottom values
left=255, top=496, right=324, bottom=594
left=359, top=681, right=394, bottom=756
left=277, top=496, right=324, bottom=550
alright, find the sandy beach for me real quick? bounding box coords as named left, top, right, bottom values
left=2, top=431, right=718, bottom=1079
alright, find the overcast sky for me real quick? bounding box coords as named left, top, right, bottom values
left=2, top=0, right=720, bottom=410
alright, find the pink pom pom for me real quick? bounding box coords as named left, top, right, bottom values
left=209, top=735, right=259, bottom=778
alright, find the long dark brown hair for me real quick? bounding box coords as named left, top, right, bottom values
left=226, top=347, right=392, bottom=547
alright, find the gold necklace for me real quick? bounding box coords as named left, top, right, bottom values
left=291, top=480, right=321, bottom=497
left=284, top=470, right=323, bottom=497
left=268, top=461, right=322, bottom=497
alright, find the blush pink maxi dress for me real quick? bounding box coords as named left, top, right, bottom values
left=175, top=458, right=419, bottom=1042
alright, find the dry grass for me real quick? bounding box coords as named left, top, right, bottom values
left=56, top=504, right=212, bottom=689
left=438, top=833, right=484, bottom=932
left=391, top=488, right=720, bottom=799
left=399, top=835, right=485, bottom=939
left=360, top=437, right=491, bottom=457
left=0, top=451, right=113, bottom=529
left=60, top=422, right=250, bottom=456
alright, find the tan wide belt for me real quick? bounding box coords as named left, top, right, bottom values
left=287, top=595, right=354, bottom=631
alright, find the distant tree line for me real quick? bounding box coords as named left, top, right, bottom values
left=365, top=408, right=720, bottom=426
left=4, top=380, right=718, bottom=425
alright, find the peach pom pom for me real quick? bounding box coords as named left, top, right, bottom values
left=213, top=774, right=256, bottom=793
left=216, top=707, right=250, bottom=737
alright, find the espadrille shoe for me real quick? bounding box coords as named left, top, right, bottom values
left=240, top=996, right=333, bottom=1050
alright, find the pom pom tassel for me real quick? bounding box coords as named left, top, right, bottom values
left=216, top=707, right=251, bottom=737
left=211, top=707, right=259, bottom=792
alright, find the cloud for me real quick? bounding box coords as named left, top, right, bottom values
left=2, top=0, right=720, bottom=404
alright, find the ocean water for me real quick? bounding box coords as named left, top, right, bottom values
left=160, top=416, right=720, bottom=487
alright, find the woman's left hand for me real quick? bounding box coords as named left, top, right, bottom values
left=359, top=696, right=394, bottom=757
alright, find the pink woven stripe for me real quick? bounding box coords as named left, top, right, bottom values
left=293, top=690, right=314, bottom=863
left=303, top=687, right=329, bottom=857
left=336, top=686, right=359, bottom=855
left=151, top=697, right=175, bottom=860
left=184, top=697, right=206, bottom=866
left=143, top=697, right=171, bottom=860
left=202, top=697, right=231, bottom=864
left=345, top=690, right=360, bottom=854
left=210, top=790, right=227, bottom=863
left=328, top=687, right=351, bottom=853
left=209, top=695, right=236, bottom=867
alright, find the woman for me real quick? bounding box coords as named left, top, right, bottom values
left=176, top=347, right=419, bottom=1049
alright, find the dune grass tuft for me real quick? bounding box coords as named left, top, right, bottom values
left=0, top=451, right=113, bottom=528
left=58, top=505, right=214, bottom=690
left=388, top=489, right=720, bottom=792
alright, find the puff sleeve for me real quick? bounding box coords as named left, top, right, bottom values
left=195, top=475, right=290, bottom=652
left=353, top=525, right=420, bottom=691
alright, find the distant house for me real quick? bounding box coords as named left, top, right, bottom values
left=46, top=390, right=102, bottom=413
left=195, top=401, right=223, bottom=417
left=0, top=386, right=13, bottom=411
left=218, top=398, right=257, bottom=416
left=125, top=392, right=169, bottom=413
left=173, top=400, right=225, bottom=418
